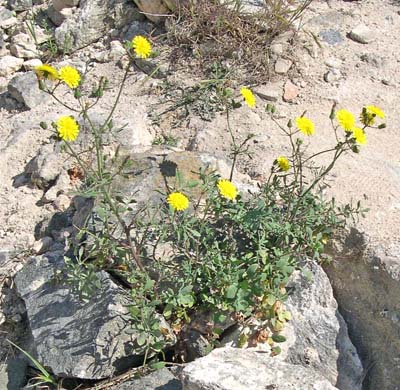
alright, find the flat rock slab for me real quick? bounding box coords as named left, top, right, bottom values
left=14, top=253, right=155, bottom=379
left=181, top=347, right=338, bottom=390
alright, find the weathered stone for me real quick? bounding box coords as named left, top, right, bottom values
left=319, top=29, right=344, bottom=46
left=284, top=263, right=363, bottom=389
left=0, top=6, right=18, bottom=29
left=349, top=24, right=375, bottom=44
left=326, top=230, right=400, bottom=390
left=181, top=347, right=338, bottom=390
left=52, top=0, right=80, bottom=12
left=324, top=68, right=342, bottom=83
left=10, top=33, right=38, bottom=59
left=218, top=263, right=363, bottom=390
left=8, top=71, right=49, bottom=109
left=0, top=357, right=27, bottom=390
left=55, top=0, right=143, bottom=50
left=254, top=82, right=281, bottom=102
left=133, top=0, right=170, bottom=23
left=0, top=55, right=23, bottom=77
left=14, top=253, right=175, bottom=379
left=32, top=236, right=54, bottom=255
left=23, top=58, right=42, bottom=71
left=47, top=5, right=73, bottom=27
left=7, top=0, right=32, bottom=11
left=283, top=79, right=299, bottom=102
left=25, top=143, right=64, bottom=188
left=115, top=368, right=182, bottom=390
left=275, top=58, right=292, bottom=75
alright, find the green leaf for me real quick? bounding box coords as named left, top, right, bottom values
left=225, top=285, right=237, bottom=299
left=150, top=361, right=166, bottom=370
left=272, top=334, right=286, bottom=343
left=136, top=333, right=147, bottom=346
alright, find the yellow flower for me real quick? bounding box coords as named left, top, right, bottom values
left=132, top=35, right=152, bottom=59
left=366, top=105, right=385, bottom=119
left=240, top=87, right=256, bottom=108
left=217, top=179, right=238, bottom=201
left=295, top=116, right=315, bottom=136
left=336, top=109, right=355, bottom=132
left=35, top=64, right=59, bottom=81
left=59, top=66, right=81, bottom=89
left=276, top=156, right=290, bottom=171
left=57, top=116, right=79, bottom=142
left=167, top=192, right=189, bottom=211
left=352, top=127, right=367, bottom=145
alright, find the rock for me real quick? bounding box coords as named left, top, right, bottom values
left=47, top=5, right=73, bottom=27
left=54, top=193, right=72, bottom=211
left=283, top=79, right=299, bottom=102
left=8, top=71, right=49, bottom=109
left=55, top=0, right=143, bottom=50
left=8, top=0, right=32, bottom=11
left=10, top=33, right=38, bottom=59
left=43, top=169, right=71, bottom=203
left=218, top=263, right=363, bottom=389
left=319, top=29, right=344, bottom=46
left=25, top=144, right=64, bottom=188
left=133, top=0, right=170, bottom=23
left=274, top=58, right=292, bottom=75
left=349, top=24, right=375, bottom=44
left=23, top=58, right=42, bottom=71
left=325, top=231, right=400, bottom=390
left=254, top=82, right=281, bottom=102
left=115, top=368, right=182, bottom=390
left=181, top=347, right=338, bottom=390
left=284, top=263, right=363, bottom=389
left=324, top=68, right=342, bottom=83
left=109, top=40, right=126, bottom=60
left=52, top=0, right=80, bottom=12
left=0, top=6, right=18, bottom=29
left=0, top=55, right=24, bottom=77
left=14, top=253, right=175, bottom=379
left=0, top=357, right=27, bottom=390
left=32, top=236, right=54, bottom=254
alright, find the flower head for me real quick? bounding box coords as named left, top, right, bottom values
left=240, top=87, right=256, bottom=108
left=132, top=35, right=152, bottom=59
left=167, top=192, right=189, bottom=211
left=276, top=156, right=290, bottom=171
left=35, top=64, right=59, bottom=81
left=59, top=66, right=81, bottom=89
left=336, top=109, right=355, bottom=132
left=352, top=127, right=367, bottom=145
left=57, top=116, right=79, bottom=142
left=366, top=105, right=385, bottom=119
left=295, top=116, right=315, bottom=136
left=217, top=179, right=238, bottom=201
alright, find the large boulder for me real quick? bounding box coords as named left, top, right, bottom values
left=14, top=253, right=175, bottom=379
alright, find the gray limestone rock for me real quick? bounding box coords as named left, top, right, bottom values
left=0, top=55, right=24, bottom=77
left=181, top=347, right=338, bottom=390
left=8, top=71, right=49, bottom=109
left=55, top=0, right=143, bottom=50
left=14, top=253, right=175, bottom=379
left=0, top=357, right=27, bottom=390
left=8, top=0, right=32, bottom=11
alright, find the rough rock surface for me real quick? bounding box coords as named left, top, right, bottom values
left=181, top=347, right=338, bottom=390
left=55, top=0, right=143, bottom=50
left=284, top=263, right=363, bottom=390
left=8, top=71, right=49, bottom=109
left=326, top=230, right=400, bottom=390
left=14, top=253, right=174, bottom=379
